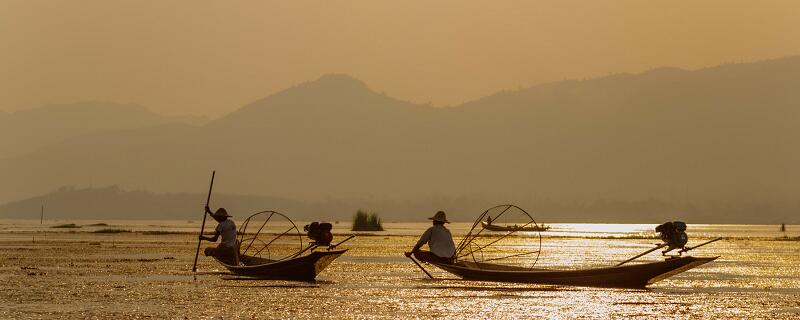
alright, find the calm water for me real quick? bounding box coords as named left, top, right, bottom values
left=0, top=220, right=798, bottom=319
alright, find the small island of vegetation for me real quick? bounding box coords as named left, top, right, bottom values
left=351, top=210, right=384, bottom=231
left=92, top=228, right=131, bottom=234
left=51, top=223, right=80, bottom=228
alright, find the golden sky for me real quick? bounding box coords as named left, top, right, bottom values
left=2, top=0, right=799, bottom=116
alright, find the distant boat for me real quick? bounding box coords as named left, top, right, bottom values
left=481, top=220, right=550, bottom=232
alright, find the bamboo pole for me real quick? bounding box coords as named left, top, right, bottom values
left=407, top=256, right=434, bottom=279
left=192, top=170, right=216, bottom=273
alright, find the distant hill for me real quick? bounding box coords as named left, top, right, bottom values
left=0, top=186, right=491, bottom=222
left=0, top=101, right=207, bottom=158
left=1, top=57, right=799, bottom=222
left=0, top=185, right=321, bottom=221
left=1, top=186, right=795, bottom=223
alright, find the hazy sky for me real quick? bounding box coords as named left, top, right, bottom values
left=2, top=0, right=799, bottom=116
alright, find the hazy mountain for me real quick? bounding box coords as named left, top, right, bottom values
left=1, top=57, right=799, bottom=222
left=0, top=185, right=315, bottom=221
left=0, top=185, right=458, bottom=222
left=2, top=186, right=794, bottom=223
left=0, top=101, right=208, bottom=158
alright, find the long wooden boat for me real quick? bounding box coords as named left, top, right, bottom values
left=481, top=220, right=550, bottom=232
left=213, top=249, right=347, bottom=280
left=428, top=256, right=717, bottom=288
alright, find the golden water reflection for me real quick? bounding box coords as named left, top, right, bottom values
left=0, top=221, right=798, bottom=318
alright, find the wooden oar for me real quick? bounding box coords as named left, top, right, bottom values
left=407, top=255, right=434, bottom=279
left=192, top=170, right=216, bottom=273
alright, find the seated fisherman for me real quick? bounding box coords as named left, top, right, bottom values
left=199, top=206, right=238, bottom=265
left=405, top=211, right=456, bottom=264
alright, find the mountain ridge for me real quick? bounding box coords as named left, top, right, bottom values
left=0, top=101, right=208, bottom=159
left=2, top=185, right=795, bottom=223
left=1, top=56, right=799, bottom=222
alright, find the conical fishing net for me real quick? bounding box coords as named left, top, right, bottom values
left=455, top=204, right=544, bottom=269
left=237, top=211, right=305, bottom=262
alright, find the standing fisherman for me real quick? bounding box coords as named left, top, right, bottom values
left=199, top=206, right=238, bottom=265
left=405, top=211, right=456, bottom=264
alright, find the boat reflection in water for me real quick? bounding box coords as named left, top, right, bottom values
left=2, top=219, right=798, bottom=318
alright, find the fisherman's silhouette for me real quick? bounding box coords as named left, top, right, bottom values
left=199, top=206, right=238, bottom=265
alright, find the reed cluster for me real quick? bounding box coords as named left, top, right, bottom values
left=351, top=210, right=384, bottom=231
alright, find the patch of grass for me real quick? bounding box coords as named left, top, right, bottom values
left=92, top=228, right=131, bottom=234
left=86, top=223, right=109, bottom=227
left=352, top=210, right=384, bottom=231
left=51, top=223, right=80, bottom=228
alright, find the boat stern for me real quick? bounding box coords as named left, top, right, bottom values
left=313, top=249, right=348, bottom=276
left=647, top=256, right=719, bottom=285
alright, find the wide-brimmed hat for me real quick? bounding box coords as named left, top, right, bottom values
left=428, top=210, right=449, bottom=223
left=211, top=208, right=231, bottom=218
